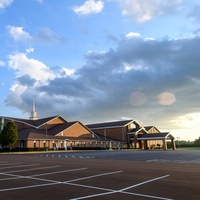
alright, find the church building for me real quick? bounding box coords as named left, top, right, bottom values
left=0, top=103, right=176, bottom=150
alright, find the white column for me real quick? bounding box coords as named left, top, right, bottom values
left=1, top=118, right=4, bottom=131
left=64, top=140, right=67, bottom=150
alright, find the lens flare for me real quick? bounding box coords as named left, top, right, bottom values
left=130, top=91, right=146, bottom=106
left=158, top=92, right=176, bottom=105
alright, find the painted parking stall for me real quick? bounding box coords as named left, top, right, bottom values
left=0, top=150, right=199, bottom=200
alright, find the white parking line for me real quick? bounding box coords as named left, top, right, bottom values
left=147, top=159, right=200, bottom=164
left=65, top=170, right=123, bottom=183
left=118, top=174, right=170, bottom=192
left=0, top=162, right=22, bottom=167
left=121, top=190, right=173, bottom=200
left=0, top=177, right=25, bottom=181
left=2, top=165, right=61, bottom=173
left=0, top=168, right=87, bottom=190
left=0, top=182, right=60, bottom=192
left=0, top=163, right=172, bottom=200
left=0, top=163, right=40, bottom=170
left=31, top=168, right=88, bottom=177
left=69, top=174, right=172, bottom=200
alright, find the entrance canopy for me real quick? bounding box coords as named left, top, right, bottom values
left=137, top=132, right=176, bottom=150
left=137, top=132, right=174, bottom=141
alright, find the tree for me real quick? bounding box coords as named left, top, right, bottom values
left=194, top=137, right=200, bottom=147
left=0, top=121, right=18, bottom=149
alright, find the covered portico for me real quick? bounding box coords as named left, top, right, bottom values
left=137, top=132, right=176, bottom=150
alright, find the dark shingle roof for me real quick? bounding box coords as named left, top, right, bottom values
left=18, top=128, right=67, bottom=140
left=0, top=115, right=65, bottom=128
left=137, top=132, right=172, bottom=140
left=144, top=126, right=154, bottom=131
left=48, top=121, right=78, bottom=136
left=86, top=120, right=134, bottom=129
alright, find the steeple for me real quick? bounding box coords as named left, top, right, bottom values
left=29, top=100, right=38, bottom=120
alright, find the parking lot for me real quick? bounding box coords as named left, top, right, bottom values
left=0, top=150, right=199, bottom=200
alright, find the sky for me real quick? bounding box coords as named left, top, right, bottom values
left=0, top=0, right=200, bottom=141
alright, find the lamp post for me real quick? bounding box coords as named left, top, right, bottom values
left=46, top=123, right=48, bottom=151
left=177, top=137, right=180, bottom=148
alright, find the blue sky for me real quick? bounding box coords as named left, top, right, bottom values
left=1, top=0, right=200, bottom=141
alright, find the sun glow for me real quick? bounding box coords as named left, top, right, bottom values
left=170, top=112, right=200, bottom=141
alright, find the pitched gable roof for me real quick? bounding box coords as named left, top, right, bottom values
left=18, top=128, right=67, bottom=140
left=48, top=121, right=78, bottom=136
left=87, top=120, right=135, bottom=129
left=0, top=115, right=67, bottom=129
left=144, top=126, right=160, bottom=133
left=137, top=132, right=174, bottom=140
left=127, top=127, right=148, bottom=134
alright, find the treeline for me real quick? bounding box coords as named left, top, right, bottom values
left=176, top=137, right=200, bottom=147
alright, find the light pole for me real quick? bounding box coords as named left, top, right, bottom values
left=46, top=123, right=48, bottom=151
left=177, top=137, right=180, bottom=148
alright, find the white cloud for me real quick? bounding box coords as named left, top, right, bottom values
left=126, top=32, right=141, bottom=39
left=7, top=26, right=31, bottom=41
left=0, top=0, right=13, bottom=9
left=116, top=0, right=182, bottom=22
left=6, top=50, right=77, bottom=117
left=62, top=68, right=75, bottom=76
left=5, top=35, right=200, bottom=141
left=26, top=47, right=34, bottom=54
left=8, top=51, right=55, bottom=83
left=0, top=60, right=5, bottom=66
left=144, top=38, right=155, bottom=41
left=73, top=0, right=104, bottom=15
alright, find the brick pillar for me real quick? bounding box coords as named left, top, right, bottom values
left=163, top=139, right=167, bottom=150
left=144, top=140, right=148, bottom=149
left=134, top=134, right=137, bottom=149
left=172, top=138, right=176, bottom=150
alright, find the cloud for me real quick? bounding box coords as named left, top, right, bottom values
left=35, top=27, right=67, bottom=44
left=0, top=60, right=5, bottom=66
left=5, top=49, right=76, bottom=116
left=5, top=35, right=200, bottom=133
left=187, top=5, right=200, bottom=22
left=126, top=32, right=141, bottom=39
left=72, top=0, right=104, bottom=15
left=0, top=0, right=13, bottom=9
left=116, top=0, right=182, bottom=22
left=17, top=75, right=36, bottom=87
left=6, top=26, right=31, bottom=41
left=8, top=49, right=55, bottom=83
